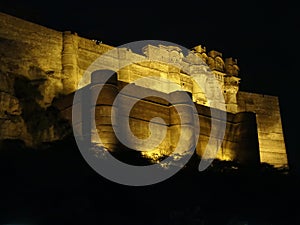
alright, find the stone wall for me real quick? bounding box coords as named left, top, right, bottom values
left=0, top=12, right=288, bottom=168
left=237, top=92, right=288, bottom=167
left=56, top=70, right=260, bottom=167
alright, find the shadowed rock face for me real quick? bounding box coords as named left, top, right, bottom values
left=0, top=12, right=288, bottom=168
left=0, top=71, right=71, bottom=146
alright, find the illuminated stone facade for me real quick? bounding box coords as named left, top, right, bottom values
left=0, top=12, right=288, bottom=168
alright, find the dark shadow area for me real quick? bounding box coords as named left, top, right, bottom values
left=13, top=76, right=72, bottom=144
left=0, top=136, right=299, bottom=225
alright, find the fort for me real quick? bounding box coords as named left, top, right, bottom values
left=0, top=12, right=288, bottom=168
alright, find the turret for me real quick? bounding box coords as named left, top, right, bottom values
left=192, top=45, right=241, bottom=113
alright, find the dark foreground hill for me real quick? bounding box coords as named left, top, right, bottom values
left=0, top=136, right=299, bottom=225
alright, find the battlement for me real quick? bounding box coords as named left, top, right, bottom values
left=192, top=45, right=239, bottom=76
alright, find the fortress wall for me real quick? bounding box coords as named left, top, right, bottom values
left=237, top=91, right=288, bottom=167
left=117, top=89, right=174, bottom=155
left=195, top=105, right=260, bottom=165
left=76, top=37, right=114, bottom=87
left=76, top=36, right=195, bottom=94
left=232, top=112, right=260, bottom=165
left=0, top=12, right=287, bottom=169
left=56, top=77, right=260, bottom=167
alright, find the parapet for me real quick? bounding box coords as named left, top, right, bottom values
left=192, top=45, right=239, bottom=76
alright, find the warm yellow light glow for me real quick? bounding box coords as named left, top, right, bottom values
left=221, top=155, right=233, bottom=161
left=141, top=149, right=166, bottom=163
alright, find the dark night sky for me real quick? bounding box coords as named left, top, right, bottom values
left=1, top=1, right=299, bottom=173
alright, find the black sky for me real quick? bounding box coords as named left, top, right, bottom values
left=0, top=0, right=299, bottom=173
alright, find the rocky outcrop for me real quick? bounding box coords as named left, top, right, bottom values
left=0, top=12, right=70, bottom=147
left=0, top=70, right=71, bottom=147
